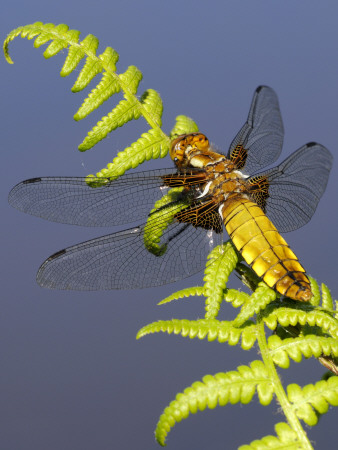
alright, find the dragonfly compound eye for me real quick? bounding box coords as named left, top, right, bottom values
left=169, top=135, right=188, bottom=163
left=188, top=133, right=209, bottom=151
left=170, top=133, right=210, bottom=164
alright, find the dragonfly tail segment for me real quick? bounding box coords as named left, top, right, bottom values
left=221, top=198, right=312, bottom=302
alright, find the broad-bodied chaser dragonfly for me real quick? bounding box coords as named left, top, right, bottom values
left=9, top=86, right=332, bottom=301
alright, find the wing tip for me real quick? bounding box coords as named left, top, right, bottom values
left=255, top=85, right=272, bottom=94
left=36, top=249, right=67, bottom=289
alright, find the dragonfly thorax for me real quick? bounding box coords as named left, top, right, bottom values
left=170, top=133, right=249, bottom=205
left=201, top=170, right=248, bottom=205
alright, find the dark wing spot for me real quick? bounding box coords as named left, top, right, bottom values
left=248, top=175, right=270, bottom=212
left=23, top=177, right=42, bottom=184
left=230, top=144, right=248, bottom=170
left=47, top=249, right=67, bottom=261
left=175, top=201, right=222, bottom=233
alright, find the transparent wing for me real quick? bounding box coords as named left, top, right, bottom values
left=9, top=169, right=205, bottom=227
left=248, top=142, right=333, bottom=232
left=36, top=207, right=223, bottom=290
left=228, top=85, right=284, bottom=174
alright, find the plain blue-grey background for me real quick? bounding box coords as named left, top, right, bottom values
left=1, top=1, right=338, bottom=449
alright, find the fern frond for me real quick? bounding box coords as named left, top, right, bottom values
left=309, top=277, right=335, bottom=313
left=155, top=360, right=273, bottom=446
left=239, top=422, right=302, bottom=450
left=71, top=37, right=106, bottom=91
left=233, top=283, right=277, bottom=327
left=79, top=96, right=141, bottom=151
left=143, top=188, right=187, bottom=256
left=288, top=377, right=338, bottom=426
left=268, top=334, right=338, bottom=369
left=140, top=89, right=163, bottom=126
left=137, top=318, right=257, bottom=348
left=169, top=115, right=199, bottom=139
left=88, top=128, right=169, bottom=181
left=4, top=21, right=171, bottom=173
left=145, top=243, right=336, bottom=445
left=158, top=286, right=205, bottom=305
left=224, top=289, right=251, bottom=308
left=264, top=307, right=338, bottom=338
left=4, top=22, right=74, bottom=63
left=74, top=65, right=120, bottom=120
left=309, top=278, right=321, bottom=307
left=203, top=241, right=239, bottom=319
left=321, top=283, right=334, bottom=312
left=61, top=33, right=104, bottom=77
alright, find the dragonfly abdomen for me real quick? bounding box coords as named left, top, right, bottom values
left=221, top=198, right=312, bottom=302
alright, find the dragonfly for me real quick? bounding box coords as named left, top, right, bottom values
left=9, top=86, right=332, bottom=300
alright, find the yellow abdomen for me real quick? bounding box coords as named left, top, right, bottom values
left=221, top=198, right=312, bottom=302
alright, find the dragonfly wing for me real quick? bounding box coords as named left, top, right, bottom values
left=228, top=86, right=284, bottom=174
left=8, top=170, right=184, bottom=227
left=37, top=220, right=223, bottom=290
left=248, top=142, right=333, bottom=232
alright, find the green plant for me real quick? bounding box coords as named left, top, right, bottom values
left=3, top=21, right=197, bottom=181
left=138, top=242, right=338, bottom=448
left=4, top=21, right=338, bottom=449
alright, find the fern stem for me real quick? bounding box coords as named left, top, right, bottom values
left=256, top=317, right=314, bottom=450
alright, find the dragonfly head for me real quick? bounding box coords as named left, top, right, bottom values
left=170, top=133, right=210, bottom=169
